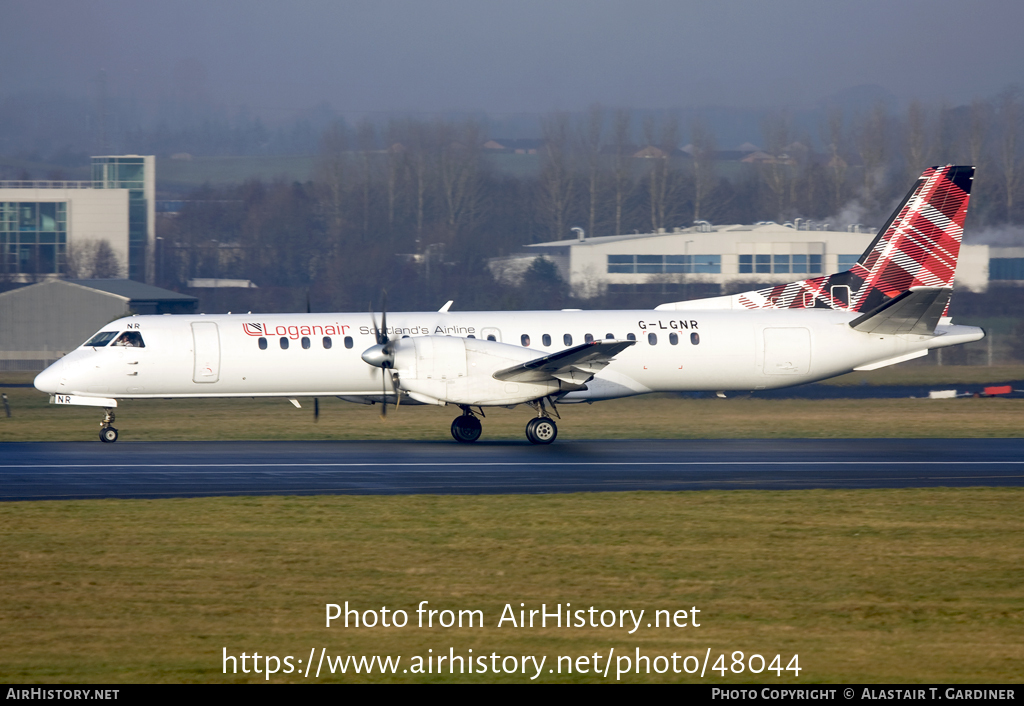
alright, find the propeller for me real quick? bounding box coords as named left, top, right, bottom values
left=362, top=291, right=397, bottom=418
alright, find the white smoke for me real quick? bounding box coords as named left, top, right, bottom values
left=822, top=167, right=894, bottom=231
left=826, top=200, right=872, bottom=231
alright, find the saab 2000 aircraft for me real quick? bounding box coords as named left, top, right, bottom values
left=35, top=165, right=983, bottom=444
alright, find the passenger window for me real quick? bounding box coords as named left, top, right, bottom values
left=648, top=333, right=658, bottom=345
left=563, top=333, right=572, bottom=346
left=669, top=332, right=678, bottom=345
left=691, top=332, right=700, bottom=345
left=542, top=334, right=551, bottom=347
left=323, top=336, right=332, bottom=349
left=605, top=333, right=614, bottom=339
left=112, top=331, right=145, bottom=348
left=258, top=337, right=267, bottom=350
left=584, top=333, right=594, bottom=344
left=301, top=336, right=310, bottom=349
left=627, top=333, right=636, bottom=341
left=487, top=334, right=496, bottom=341
left=344, top=336, right=353, bottom=349
left=280, top=337, right=289, bottom=349
left=467, top=334, right=476, bottom=338
left=521, top=334, right=530, bottom=347
left=85, top=331, right=118, bottom=347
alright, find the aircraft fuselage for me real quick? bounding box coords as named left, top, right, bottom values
left=35, top=308, right=984, bottom=402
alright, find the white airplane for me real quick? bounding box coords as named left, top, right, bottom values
left=35, top=165, right=983, bottom=444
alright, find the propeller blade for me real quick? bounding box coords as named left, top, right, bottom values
left=369, top=289, right=394, bottom=419
left=314, top=397, right=319, bottom=422
left=379, top=290, right=389, bottom=346
left=369, top=304, right=383, bottom=346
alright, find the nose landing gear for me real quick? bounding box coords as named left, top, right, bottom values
left=99, top=408, right=118, bottom=443
left=451, top=407, right=483, bottom=443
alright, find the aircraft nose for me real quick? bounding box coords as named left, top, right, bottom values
left=34, top=360, right=63, bottom=394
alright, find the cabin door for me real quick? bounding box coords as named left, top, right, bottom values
left=191, top=322, right=221, bottom=383
left=762, top=327, right=811, bottom=375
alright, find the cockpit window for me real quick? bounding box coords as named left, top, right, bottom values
left=84, top=331, right=118, bottom=347
left=111, top=331, right=145, bottom=348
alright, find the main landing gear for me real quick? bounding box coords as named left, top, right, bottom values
left=525, top=417, right=557, bottom=445
left=449, top=398, right=560, bottom=445
left=524, top=397, right=558, bottom=445
left=451, top=407, right=483, bottom=443
left=99, top=408, right=118, bottom=443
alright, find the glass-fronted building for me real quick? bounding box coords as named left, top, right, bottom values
left=0, top=155, right=154, bottom=283
left=0, top=201, right=67, bottom=276
left=91, top=156, right=155, bottom=282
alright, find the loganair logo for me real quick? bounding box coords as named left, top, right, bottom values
left=243, top=321, right=351, bottom=339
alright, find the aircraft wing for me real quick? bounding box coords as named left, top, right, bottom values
left=492, top=339, right=636, bottom=384
left=849, top=287, right=952, bottom=335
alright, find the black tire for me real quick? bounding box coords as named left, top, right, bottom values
left=450, top=415, right=482, bottom=443
left=525, top=417, right=557, bottom=445
left=99, top=427, right=118, bottom=443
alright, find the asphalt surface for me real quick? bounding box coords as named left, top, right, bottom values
left=1, top=438, right=1022, bottom=501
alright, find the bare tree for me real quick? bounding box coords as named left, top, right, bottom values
left=611, top=110, right=633, bottom=235
left=438, top=120, right=484, bottom=238
left=904, top=100, right=931, bottom=179
left=644, top=114, right=680, bottom=231
left=63, top=241, right=96, bottom=278
left=356, top=120, right=376, bottom=240
left=760, top=112, right=792, bottom=221
left=690, top=117, right=717, bottom=221
left=823, top=108, right=849, bottom=214
left=385, top=121, right=403, bottom=232
left=969, top=99, right=992, bottom=168
left=315, top=120, right=349, bottom=247
left=63, top=239, right=123, bottom=279
left=580, top=104, right=604, bottom=238
left=91, top=240, right=123, bottom=278
left=857, top=103, right=889, bottom=211
left=537, top=113, right=576, bottom=241
left=997, top=87, right=1021, bottom=220
left=405, top=120, right=433, bottom=243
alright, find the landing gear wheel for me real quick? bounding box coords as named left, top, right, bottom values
left=98, top=408, right=118, bottom=443
left=525, top=417, right=557, bottom=445
left=451, top=415, right=482, bottom=443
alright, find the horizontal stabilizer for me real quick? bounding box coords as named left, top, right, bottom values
left=849, top=287, right=952, bottom=335
left=493, top=339, right=636, bottom=383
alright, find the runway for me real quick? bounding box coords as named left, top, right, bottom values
left=1, top=438, right=1023, bottom=501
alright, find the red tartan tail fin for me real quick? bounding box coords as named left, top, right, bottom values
left=727, top=165, right=973, bottom=313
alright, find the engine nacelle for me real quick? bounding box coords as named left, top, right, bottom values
left=390, top=336, right=579, bottom=406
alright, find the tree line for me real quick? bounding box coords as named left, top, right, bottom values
left=158, top=93, right=1024, bottom=313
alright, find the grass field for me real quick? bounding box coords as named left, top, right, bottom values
left=0, top=490, right=1021, bottom=683
left=2, top=368, right=1021, bottom=683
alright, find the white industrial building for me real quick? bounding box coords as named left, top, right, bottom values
left=493, top=223, right=1004, bottom=298
left=0, top=155, right=155, bottom=283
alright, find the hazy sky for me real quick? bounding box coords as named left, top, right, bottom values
left=3, top=0, right=1022, bottom=118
